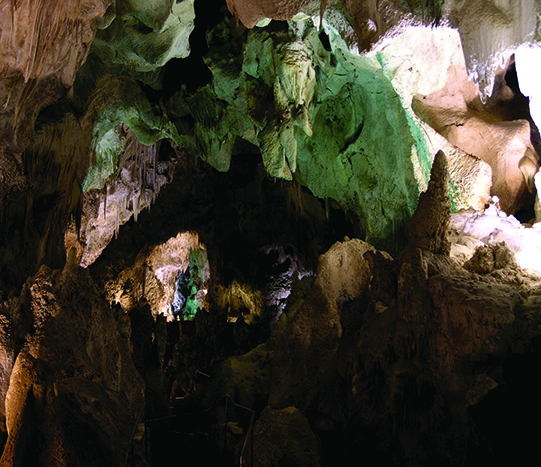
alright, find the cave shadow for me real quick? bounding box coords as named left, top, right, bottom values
left=466, top=346, right=541, bottom=466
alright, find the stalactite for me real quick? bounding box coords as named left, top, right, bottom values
left=121, top=187, right=128, bottom=214
left=2, top=0, right=106, bottom=132
left=148, top=189, right=155, bottom=210
left=103, top=185, right=107, bottom=219
left=133, top=191, right=140, bottom=222
left=114, top=203, right=119, bottom=239
left=75, top=188, right=83, bottom=240
left=138, top=189, right=146, bottom=219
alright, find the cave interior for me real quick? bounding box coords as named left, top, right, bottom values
left=2, top=0, right=541, bottom=466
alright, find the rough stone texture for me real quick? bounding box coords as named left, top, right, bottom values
left=447, top=0, right=539, bottom=103
left=65, top=130, right=179, bottom=268
left=269, top=238, right=374, bottom=411
left=0, top=0, right=108, bottom=225
left=0, top=264, right=144, bottom=467
left=412, top=50, right=539, bottom=214
left=0, top=0, right=108, bottom=143
left=256, top=153, right=541, bottom=465
left=242, top=18, right=422, bottom=253
left=373, top=25, right=495, bottom=212
left=463, top=242, right=520, bottom=274
left=407, top=149, right=451, bottom=256
left=253, top=406, right=321, bottom=467
left=99, top=231, right=208, bottom=320
left=449, top=202, right=541, bottom=273
left=92, top=0, right=195, bottom=81
left=419, top=123, right=493, bottom=211
left=2, top=2, right=541, bottom=466
left=225, top=0, right=314, bottom=28
left=0, top=309, right=15, bottom=431
left=429, top=274, right=519, bottom=361
left=338, top=241, right=529, bottom=465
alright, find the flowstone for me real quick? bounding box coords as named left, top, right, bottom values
left=447, top=0, right=540, bottom=103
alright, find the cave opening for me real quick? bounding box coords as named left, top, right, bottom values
left=171, top=247, right=209, bottom=321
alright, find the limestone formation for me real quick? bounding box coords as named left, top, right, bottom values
left=412, top=56, right=539, bottom=214
left=0, top=265, right=144, bottom=467
left=447, top=0, right=540, bottom=103
left=253, top=406, right=322, bottom=467
left=269, top=238, right=374, bottom=411
left=407, top=149, right=451, bottom=256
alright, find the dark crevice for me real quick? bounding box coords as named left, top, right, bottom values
left=467, top=348, right=541, bottom=466
left=159, top=0, right=228, bottom=100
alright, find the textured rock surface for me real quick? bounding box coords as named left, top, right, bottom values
left=101, top=231, right=209, bottom=320
left=269, top=237, right=374, bottom=410
left=0, top=0, right=109, bottom=286
left=249, top=154, right=541, bottom=465
left=447, top=0, right=540, bottom=103
left=92, top=0, right=195, bottom=81
left=237, top=17, right=423, bottom=252
left=375, top=25, right=493, bottom=210
left=225, top=0, right=313, bottom=28
left=412, top=45, right=539, bottom=215
left=253, top=406, right=321, bottom=467
left=406, top=149, right=451, bottom=256
left=0, top=263, right=144, bottom=466
left=449, top=202, right=541, bottom=272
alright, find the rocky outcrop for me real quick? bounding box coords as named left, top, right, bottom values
left=447, top=0, right=540, bottom=103
left=269, top=237, right=374, bottom=412
left=0, top=263, right=144, bottom=467
left=0, top=0, right=111, bottom=286
left=252, top=148, right=541, bottom=466
left=412, top=53, right=539, bottom=215
left=2, top=2, right=541, bottom=467
left=253, top=406, right=321, bottom=467
left=225, top=0, right=313, bottom=28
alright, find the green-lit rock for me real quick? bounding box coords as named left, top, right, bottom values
left=80, top=9, right=485, bottom=254
left=291, top=20, right=420, bottom=252
left=82, top=76, right=180, bottom=192
left=182, top=16, right=424, bottom=252
left=91, top=0, right=195, bottom=85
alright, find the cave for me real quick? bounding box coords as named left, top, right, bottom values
left=2, top=1, right=541, bottom=466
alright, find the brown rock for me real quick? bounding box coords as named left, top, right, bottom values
left=269, top=238, right=373, bottom=410
left=253, top=406, right=321, bottom=467
left=0, top=265, right=144, bottom=467
left=413, top=58, right=538, bottom=214
left=407, top=149, right=451, bottom=256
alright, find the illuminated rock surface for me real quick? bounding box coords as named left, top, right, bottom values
left=91, top=0, right=195, bottom=80
left=447, top=0, right=540, bottom=103
left=412, top=42, right=539, bottom=214
left=2, top=1, right=541, bottom=466
left=0, top=262, right=144, bottom=467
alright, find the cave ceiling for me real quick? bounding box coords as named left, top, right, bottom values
left=1, top=0, right=540, bottom=285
